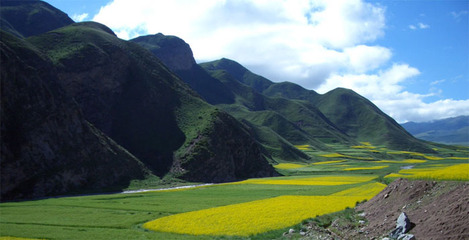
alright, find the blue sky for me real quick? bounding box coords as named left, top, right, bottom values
left=45, top=0, right=469, bottom=123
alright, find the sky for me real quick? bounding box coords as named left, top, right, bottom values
left=45, top=0, right=469, bottom=123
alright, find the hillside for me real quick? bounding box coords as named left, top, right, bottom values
left=133, top=34, right=435, bottom=161
left=133, top=34, right=362, bottom=162
left=201, top=60, right=434, bottom=153
left=0, top=30, right=149, bottom=200
left=0, top=3, right=276, bottom=200
left=402, top=116, right=469, bottom=146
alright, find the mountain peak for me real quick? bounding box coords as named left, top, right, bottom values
left=131, top=33, right=196, bottom=71
left=0, top=0, right=73, bottom=37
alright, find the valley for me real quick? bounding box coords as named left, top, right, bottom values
left=0, top=1, right=468, bottom=239
left=1, top=143, right=467, bottom=239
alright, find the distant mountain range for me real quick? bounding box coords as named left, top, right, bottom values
left=1, top=0, right=438, bottom=200
left=401, top=116, right=469, bottom=146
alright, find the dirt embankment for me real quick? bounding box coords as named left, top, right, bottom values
left=287, top=179, right=468, bottom=239
left=357, top=178, right=469, bottom=239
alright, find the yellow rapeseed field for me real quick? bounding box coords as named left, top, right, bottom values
left=143, top=195, right=375, bottom=236
left=312, top=160, right=346, bottom=165
left=387, top=151, right=444, bottom=160
left=332, top=182, right=386, bottom=198
left=377, top=159, right=426, bottom=164
left=235, top=175, right=377, bottom=186
left=295, top=145, right=311, bottom=150
left=351, top=145, right=376, bottom=149
left=274, top=163, right=307, bottom=169
left=386, top=163, right=469, bottom=180
left=320, top=153, right=345, bottom=158
left=343, top=165, right=388, bottom=171
left=446, top=156, right=469, bottom=160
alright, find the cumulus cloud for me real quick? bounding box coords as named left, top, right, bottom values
left=93, top=0, right=386, bottom=85
left=92, top=0, right=468, bottom=122
left=316, top=64, right=469, bottom=123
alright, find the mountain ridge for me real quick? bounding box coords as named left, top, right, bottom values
left=0, top=3, right=276, bottom=200
left=0, top=1, right=444, bottom=201
left=402, top=115, right=469, bottom=146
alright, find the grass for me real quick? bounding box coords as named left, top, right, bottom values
left=1, top=142, right=467, bottom=239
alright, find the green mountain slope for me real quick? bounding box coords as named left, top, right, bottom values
left=402, top=116, right=469, bottom=146
left=27, top=22, right=276, bottom=182
left=202, top=59, right=434, bottom=152
left=136, top=34, right=433, bottom=154
left=0, top=31, right=149, bottom=200
left=133, top=35, right=359, bottom=162
left=0, top=0, right=73, bottom=38
left=313, top=88, right=434, bottom=152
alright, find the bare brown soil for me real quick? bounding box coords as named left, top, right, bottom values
left=284, top=179, right=468, bottom=239
left=357, top=178, right=469, bottom=239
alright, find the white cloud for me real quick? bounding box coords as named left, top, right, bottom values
left=316, top=64, right=469, bottom=123
left=451, top=10, right=468, bottom=20
left=92, top=0, right=468, bottom=123
left=71, top=13, right=89, bottom=22
left=409, top=22, right=429, bottom=30
left=93, top=0, right=386, bottom=86
left=431, top=79, right=446, bottom=85
left=418, top=22, right=430, bottom=29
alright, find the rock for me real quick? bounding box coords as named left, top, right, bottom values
left=289, top=228, right=295, bottom=234
left=359, top=220, right=366, bottom=225
left=397, top=234, right=415, bottom=240
left=389, top=212, right=413, bottom=239
left=397, top=212, right=412, bottom=233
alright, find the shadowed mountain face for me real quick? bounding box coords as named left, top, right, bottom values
left=28, top=22, right=187, bottom=176
left=0, top=31, right=148, bottom=201
left=0, top=3, right=277, bottom=200
left=27, top=22, right=276, bottom=180
left=0, top=0, right=73, bottom=38
left=131, top=34, right=235, bottom=105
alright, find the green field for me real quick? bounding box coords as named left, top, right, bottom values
left=1, top=143, right=468, bottom=239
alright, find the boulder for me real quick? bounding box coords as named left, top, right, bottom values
left=389, top=212, right=413, bottom=239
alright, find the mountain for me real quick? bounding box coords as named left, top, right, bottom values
left=26, top=22, right=277, bottom=181
left=202, top=59, right=434, bottom=153
left=402, top=116, right=469, bottom=146
left=0, top=3, right=277, bottom=200
left=0, top=0, right=73, bottom=38
left=312, top=88, right=432, bottom=152
left=0, top=30, right=149, bottom=200
left=132, top=34, right=359, bottom=161
left=131, top=34, right=235, bottom=105
left=134, top=34, right=434, bottom=154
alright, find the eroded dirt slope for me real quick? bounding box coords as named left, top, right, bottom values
left=357, top=178, right=469, bottom=239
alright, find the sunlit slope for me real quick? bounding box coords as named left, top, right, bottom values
left=201, top=58, right=434, bottom=153
left=314, top=88, right=435, bottom=152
